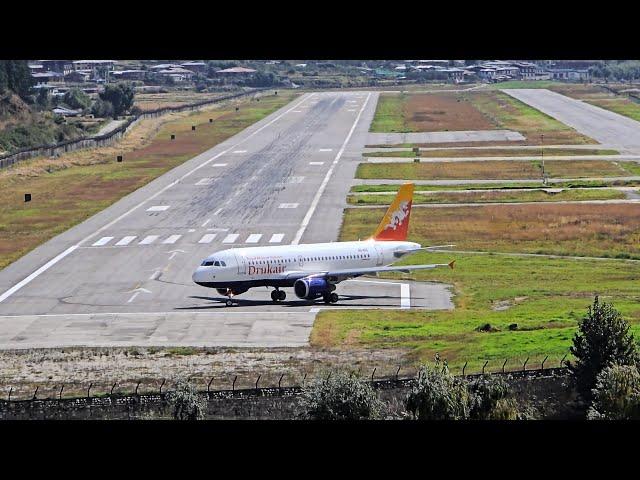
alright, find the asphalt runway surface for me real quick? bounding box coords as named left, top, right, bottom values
left=502, top=89, right=640, bottom=152
left=0, top=91, right=454, bottom=348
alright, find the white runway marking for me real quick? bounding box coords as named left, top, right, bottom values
left=401, top=284, right=411, bottom=309
left=245, top=234, right=262, bottom=243
left=139, top=235, right=159, bottom=245
left=348, top=109, right=356, bottom=112
left=198, top=234, right=217, bottom=244
left=207, top=227, right=228, bottom=232
left=146, top=205, right=170, bottom=212
left=233, top=150, right=247, bottom=153
left=309, top=161, right=324, bottom=166
left=319, top=148, right=333, bottom=152
left=0, top=246, right=78, bottom=304
left=201, top=219, right=211, bottom=227
left=269, top=233, right=285, bottom=243
left=196, top=178, right=213, bottom=186
left=213, top=208, right=223, bottom=216
left=211, top=163, right=228, bottom=167
left=222, top=233, right=239, bottom=244
left=163, top=235, right=182, bottom=244
left=92, top=236, right=113, bottom=246
left=292, top=92, right=372, bottom=244
left=292, top=110, right=302, bottom=113
left=115, top=236, right=136, bottom=246
left=288, top=176, right=305, bottom=184
left=0, top=94, right=316, bottom=306
left=279, top=203, right=299, bottom=209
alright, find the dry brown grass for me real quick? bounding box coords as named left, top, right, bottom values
left=341, top=203, right=640, bottom=258
left=356, top=160, right=630, bottom=180
left=404, top=93, right=495, bottom=131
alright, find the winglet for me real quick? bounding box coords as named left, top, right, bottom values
left=448, top=260, right=456, bottom=270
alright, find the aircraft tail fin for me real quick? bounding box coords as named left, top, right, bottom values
left=371, top=183, right=414, bottom=241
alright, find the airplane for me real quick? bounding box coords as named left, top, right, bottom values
left=192, top=182, right=455, bottom=307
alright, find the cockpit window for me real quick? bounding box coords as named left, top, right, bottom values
left=214, top=261, right=220, bottom=266
left=221, top=261, right=226, bottom=266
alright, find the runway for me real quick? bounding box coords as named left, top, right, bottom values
left=0, top=91, right=454, bottom=348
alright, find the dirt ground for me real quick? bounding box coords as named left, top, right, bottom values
left=0, top=346, right=413, bottom=400
left=405, top=93, right=496, bottom=131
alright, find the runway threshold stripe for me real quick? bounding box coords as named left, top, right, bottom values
left=92, top=236, right=113, bottom=246
left=140, top=235, right=159, bottom=245
left=269, top=233, right=285, bottom=243
left=199, top=234, right=217, bottom=244
left=222, top=234, right=239, bottom=243
left=163, top=235, right=182, bottom=244
left=245, top=234, right=262, bottom=243
left=115, top=236, right=136, bottom=246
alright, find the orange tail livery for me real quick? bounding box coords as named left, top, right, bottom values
left=371, top=183, right=414, bottom=241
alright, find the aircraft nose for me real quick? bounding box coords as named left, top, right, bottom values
left=192, top=267, right=205, bottom=284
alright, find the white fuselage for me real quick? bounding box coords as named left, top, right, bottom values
left=192, top=240, right=420, bottom=288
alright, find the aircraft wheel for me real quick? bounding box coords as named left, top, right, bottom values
left=329, top=293, right=339, bottom=304
left=226, top=299, right=234, bottom=307
left=271, top=290, right=280, bottom=302
left=278, top=290, right=286, bottom=301
left=323, top=293, right=331, bottom=304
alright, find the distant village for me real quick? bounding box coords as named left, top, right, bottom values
left=25, top=59, right=599, bottom=118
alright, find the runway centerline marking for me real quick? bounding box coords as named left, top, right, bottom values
left=292, top=92, right=371, bottom=244
left=278, top=203, right=299, bottom=209
left=233, top=150, right=247, bottom=153
left=0, top=93, right=315, bottom=304
left=213, top=208, right=223, bottom=216
left=201, top=219, right=211, bottom=227
left=319, top=148, right=333, bottom=152
left=146, top=205, right=170, bottom=212
left=309, top=162, right=324, bottom=166
left=211, top=163, right=228, bottom=167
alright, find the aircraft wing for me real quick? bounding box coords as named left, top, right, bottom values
left=284, top=261, right=454, bottom=282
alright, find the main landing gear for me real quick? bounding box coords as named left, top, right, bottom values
left=271, top=288, right=286, bottom=303
left=323, top=292, right=339, bottom=304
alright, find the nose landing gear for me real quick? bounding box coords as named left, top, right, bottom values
left=271, top=288, right=286, bottom=303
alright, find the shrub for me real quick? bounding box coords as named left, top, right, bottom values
left=166, top=378, right=205, bottom=420
left=468, top=374, right=518, bottom=420
left=588, top=364, right=640, bottom=420
left=569, top=296, right=639, bottom=402
left=405, top=357, right=469, bottom=420
left=300, top=370, right=383, bottom=420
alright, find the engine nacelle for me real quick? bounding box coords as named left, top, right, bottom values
left=294, top=277, right=330, bottom=299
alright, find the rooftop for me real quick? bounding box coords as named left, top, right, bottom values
left=216, top=67, right=257, bottom=73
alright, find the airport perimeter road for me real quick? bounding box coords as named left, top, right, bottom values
left=0, top=91, right=452, bottom=348
left=503, top=89, right=640, bottom=152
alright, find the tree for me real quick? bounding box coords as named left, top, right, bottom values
left=300, top=370, right=383, bottom=420
left=166, top=378, right=205, bottom=420
left=569, top=296, right=639, bottom=402
left=63, top=88, right=91, bottom=110
left=99, top=83, right=135, bottom=117
left=405, top=356, right=469, bottom=420
left=36, top=88, right=50, bottom=109
left=467, top=374, right=519, bottom=420
left=588, top=364, right=640, bottom=420
left=91, top=98, right=115, bottom=118
left=0, top=61, right=33, bottom=99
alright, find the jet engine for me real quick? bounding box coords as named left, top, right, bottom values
left=294, top=276, right=332, bottom=299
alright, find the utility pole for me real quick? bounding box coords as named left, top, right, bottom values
left=541, top=133, right=546, bottom=185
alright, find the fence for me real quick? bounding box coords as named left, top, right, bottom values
left=0, top=354, right=571, bottom=404
left=0, top=88, right=272, bottom=170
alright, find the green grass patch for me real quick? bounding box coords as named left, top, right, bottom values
left=311, top=252, right=640, bottom=371
left=369, top=93, right=408, bottom=132
left=364, top=148, right=619, bottom=158
left=348, top=188, right=626, bottom=205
